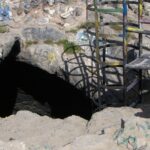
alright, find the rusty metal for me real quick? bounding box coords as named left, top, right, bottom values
left=86, top=0, right=149, bottom=108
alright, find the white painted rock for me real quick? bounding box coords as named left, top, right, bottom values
left=0, top=140, right=26, bottom=150
left=0, top=111, right=87, bottom=149
left=87, top=107, right=142, bottom=134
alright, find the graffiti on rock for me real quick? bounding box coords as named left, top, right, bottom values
left=0, top=0, right=12, bottom=21
left=23, top=27, right=65, bottom=41
left=32, top=46, right=57, bottom=70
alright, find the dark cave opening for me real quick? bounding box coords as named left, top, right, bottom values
left=0, top=41, right=92, bottom=120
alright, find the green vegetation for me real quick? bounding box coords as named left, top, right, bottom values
left=55, top=39, right=67, bottom=45
left=66, top=22, right=95, bottom=33
left=110, top=23, right=122, bottom=31
left=0, top=26, right=9, bottom=33
left=44, top=38, right=82, bottom=54
left=66, top=28, right=78, bottom=34
left=44, top=39, right=54, bottom=45
left=57, top=39, right=82, bottom=54
left=25, top=40, right=38, bottom=47
left=78, top=21, right=95, bottom=29
left=44, top=39, right=68, bottom=46
left=25, top=38, right=82, bottom=54
left=67, top=21, right=96, bottom=34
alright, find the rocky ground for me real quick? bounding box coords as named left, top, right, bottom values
left=0, top=107, right=150, bottom=150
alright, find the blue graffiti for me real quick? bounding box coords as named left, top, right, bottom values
left=0, top=1, right=11, bottom=21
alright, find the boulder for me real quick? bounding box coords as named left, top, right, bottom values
left=0, top=110, right=87, bottom=149
left=144, top=2, right=150, bottom=16
left=0, top=140, right=26, bottom=150
left=18, top=44, right=63, bottom=74
left=0, top=33, right=18, bottom=60
left=0, top=107, right=150, bottom=150
left=58, top=134, right=119, bottom=150
left=22, top=27, right=66, bottom=41
left=87, top=107, right=142, bottom=134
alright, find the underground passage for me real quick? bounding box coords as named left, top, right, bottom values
left=0, top=59, right=93, bottom=120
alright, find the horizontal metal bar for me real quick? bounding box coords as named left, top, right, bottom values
left=127, top=27, right=143, bottom=32
left=100, top=85, right=124, bottom=90
left=102, top=61, right=123, bottom=67
left=87, top=5, right=122, bottom=13
left=140, top=19, right=150, bottom=24
left=99, top=0, right=139, bottom=4
left=127, top=28, right=150, bottom=35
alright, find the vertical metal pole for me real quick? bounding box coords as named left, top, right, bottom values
left=138, top=0, right=143, bottom=103
left=86, top=0, right=88, bottom=21
left=102, top=46, right=106, bottom=104
left=101, top=16, right=106, bottom=104
left=94, top=0, right=102, bottom=109
left=123, top=0, right=128, bottom=105
left=138, top=0, right=143, bottom=56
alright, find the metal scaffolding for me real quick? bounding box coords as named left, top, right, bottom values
left=86, top=0, right=150, bottom=109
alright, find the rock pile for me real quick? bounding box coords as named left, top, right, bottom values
left=0, top=107, right=150, bottom=150
left=9, top=0, right=85, bottom=28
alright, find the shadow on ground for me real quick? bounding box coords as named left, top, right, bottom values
left=135, top=78, right=150, bottom=118
left=0, top=61, right=92, bottom=120
left=0, top=40, right=92, bottom=120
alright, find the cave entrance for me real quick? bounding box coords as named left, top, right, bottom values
left=0, top=60, right=92, bottom=120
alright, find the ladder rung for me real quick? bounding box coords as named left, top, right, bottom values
left=127, top=27, right=143, bottom=32
left=100, top=0, right=138, bottom=5
left=100, top=85, right=124, bottom=90
left=127, top=27, right=150, bottom=35
left=140, top=19, right=150, bottom=24
left=100, top=78, right=139, bottom=91
left=97, top=8, right=122, bottom=13
left=102, top=61, right=123, bottom=67
left=87, top=5, right=122, bottom=13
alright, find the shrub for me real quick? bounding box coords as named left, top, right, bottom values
left=0, top=26, right=9, bottom=33
left=78, top=21, right=95, bottom=29
left=56, top=39, right=82, bottom=54
left=44, top=39, right=54, bottom=45
left=25, top=40, right=38, bottom=47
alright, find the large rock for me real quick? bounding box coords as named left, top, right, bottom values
left=0, top=33, right=18, bottom=60
left=60, top=107, right=150, bottom=150
left=0, top=110, right=87, bottom=149
left=58, top=134, right=119, bottom=150
left=113, top=117, right=150, bottom=149
left=144, top=2, right=150, bottom=16
left=87, top=107, right=142, bottom=134
left=22, top=27, right=66, bottom=41
left=0, top=140, right=26, bottom=150
left=18, top=44, right=64, bottom=74
left=0, top=107, right=150, bottom=149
